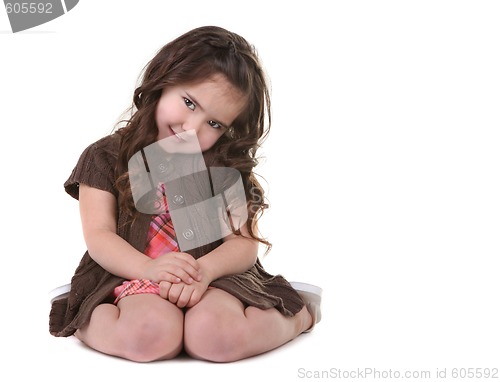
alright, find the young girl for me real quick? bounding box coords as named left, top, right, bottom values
left=49, top=25, right=322, bottom=363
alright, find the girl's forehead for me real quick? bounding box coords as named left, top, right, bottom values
left=182, top=75, right=247, bottom=118
left=184, top=74, right=242, bottom=97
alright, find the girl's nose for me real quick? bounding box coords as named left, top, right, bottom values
left=182, top=117, right=204, bottom=134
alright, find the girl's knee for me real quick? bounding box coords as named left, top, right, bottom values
left=183, top=305, right=249, bottom=362
left=121, top=321, right=182, bottom=362
left=118, top=304, right=184, bottom=362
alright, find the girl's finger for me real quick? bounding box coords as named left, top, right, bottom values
left=168, top=284, right=183, bottom=304
left=166, top=261, right=201, bottom=283
left=159, top=281, right=172, bottom=299
left=174, top=252, right=201, bottom=270
left=176, top=287, right=193, bottom=308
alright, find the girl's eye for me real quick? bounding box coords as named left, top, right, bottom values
left=208, top=120, right=222, bottom=129
left=184, top=98, right=196, bottom=111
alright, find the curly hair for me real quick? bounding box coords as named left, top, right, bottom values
left=114, top=26, right=272, bottom=251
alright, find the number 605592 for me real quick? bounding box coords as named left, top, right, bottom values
left=5, top=2, right=53, bottom=14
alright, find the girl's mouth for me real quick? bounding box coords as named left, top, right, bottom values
left=169, top=126, right=185, bottom=141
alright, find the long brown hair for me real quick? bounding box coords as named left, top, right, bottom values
left=115, top=26, right=271, bottom=251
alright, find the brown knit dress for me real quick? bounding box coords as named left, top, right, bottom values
left=49, top=133, right=304, bottom=337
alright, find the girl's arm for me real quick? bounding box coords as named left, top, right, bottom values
left=78, top=184, right=201, bottom=284
left=197, top=231, right=259, bottom=284
left=159, top=228, right=259, bottom=308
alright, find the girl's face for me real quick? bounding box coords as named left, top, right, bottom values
left=155, top=74, right=245, bottom=152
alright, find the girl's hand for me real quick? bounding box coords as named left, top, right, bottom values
left=158, top=278, right=210, bottom=308
left=142, top=252, right=202, bottom=285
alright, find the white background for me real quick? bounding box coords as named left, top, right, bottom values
left=1, top=1, right=499, bottom=381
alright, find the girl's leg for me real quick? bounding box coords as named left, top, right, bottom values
left=183, top=288, right=313, bottom=362
left=75, top=294, right=184, bottom=362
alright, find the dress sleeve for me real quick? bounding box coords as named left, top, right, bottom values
left=64, top=135, right=120, bottom=200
